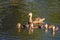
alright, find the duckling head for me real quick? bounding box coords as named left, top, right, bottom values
left=17, top=23, right=21, bottom=28
left=52, top=25, right=56, bottom=32
left=42, top=18, right=45, bottom=21
left=45, top=24, right=48, bottom=28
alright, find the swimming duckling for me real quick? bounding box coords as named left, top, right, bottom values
left=52, top=25, right=59, bottom=36
left=45, top=24, right=49, bottom=32
left=52, top=25, right=59, bottom=32
left=17, top=23, right=23, bottom=32
left=28, top=12, right=45, bottom=29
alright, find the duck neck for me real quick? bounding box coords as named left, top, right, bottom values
left=29, top=15, right=32, bottom=23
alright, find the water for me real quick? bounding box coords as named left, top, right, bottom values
left=0, top=0, right=60, bottom=40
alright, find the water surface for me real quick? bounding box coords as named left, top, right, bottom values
left=0, top=0, right=60, bottom=40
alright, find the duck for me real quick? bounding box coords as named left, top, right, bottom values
left=28, top=12, right=45, bottom=24
left=28, top=13, right=33, bottom=28
left=28, top=12, right=41, bottom=34
left=28, top=12, right=45, bottom=29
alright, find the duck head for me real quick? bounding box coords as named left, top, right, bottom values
left=28, top=12, right=32, bottom=17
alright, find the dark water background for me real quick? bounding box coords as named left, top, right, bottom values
left=0, top=0, right=60, bottom=40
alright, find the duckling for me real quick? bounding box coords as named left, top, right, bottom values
left=52, top=25, right=59, bottom=32
left=50, top=25, right=58, bottom=36
left=17, top=23, right=22, bottom=32
left=45, top=24, right=49, bottom=32
left=52, top=26, right=58, bottom=36
left=17, top=23, right=21, bottom=29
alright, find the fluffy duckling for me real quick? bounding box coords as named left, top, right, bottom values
left=45, top=24, right=49, bottom=32
left=52, top=25, right=59, bottom=32
left=45, top=24, right=48, bottom=29
left=52, top=25, right=59, bottom=36
left=52, top=26, right=58, bottom=36
left=17, top=23, right=22, bottom=32
left=17, top=23, right=24, bottom=32
left=17, top=23, right=21, bottom=29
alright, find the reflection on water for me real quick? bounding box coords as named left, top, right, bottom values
left=52, top=32, right=55, bottom=36
left=0, top=0, right=60, bottom=40
left=45, top=29, right=48, bottom=32
left=17, top=28, right=21, bottom=32
left=28, top=28, right=34, bottom=35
